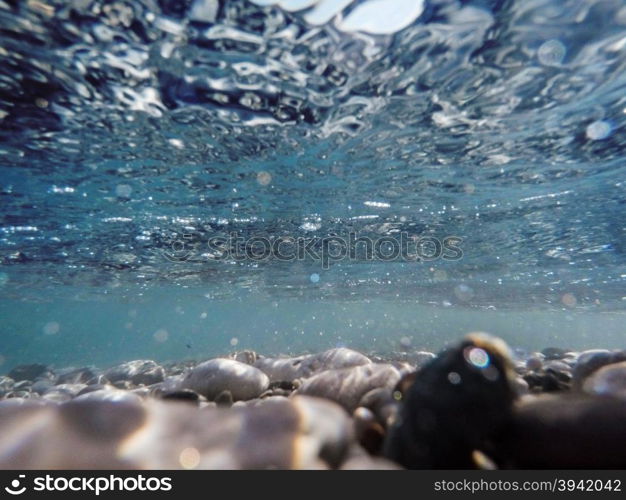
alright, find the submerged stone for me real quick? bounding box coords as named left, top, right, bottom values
left=104, top=360, right=165, bottom=386
left=496, top=394, right=626, bottom=468
left=572, top=350, right=626, bottom=390
left=296, top=363, right=402, bottom=413
left=0, top=395, right=352, bottom=469
left=8, top=364, right=50, bottom=382
left=384, top=333, right=518, bottom=469
left=181, top=358, right=269, bottom=401
left=582, top=361, right=626, bottom=399
left=254, top=348, right=371, bottom=382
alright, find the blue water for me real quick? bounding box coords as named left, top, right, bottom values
left=0, top=0, right=625, bottom=371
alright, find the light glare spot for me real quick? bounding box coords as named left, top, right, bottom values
left=115, top=184, right=132, bottom=198
left=153, top=328, right=169, bottom=343
left=310, top=273, right=320, bottom=283
left=256, top=171, right=272, bottom=186
left=179, top=447, right=200, bottom=469
left=562, top=293, right=577, bottom=307
left=586, top=120, right=612, bottom=141
left=538, top=39, right=566, bottom=66
left=466, top=347, right=490, bottom=368
left=43, top=322, right=60, bottom=335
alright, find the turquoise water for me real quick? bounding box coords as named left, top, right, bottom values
left=1, top=290, right=625, bottom=370
left=1, top=0, right=625, bottom=372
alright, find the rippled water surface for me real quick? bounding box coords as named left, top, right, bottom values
left=1, top=0, right=625, bottom=368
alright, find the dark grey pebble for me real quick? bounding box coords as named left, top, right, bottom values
left=498, top=394, right=626, bottom=468
left=540, top=347, right=571, bottom=360
left=8, top=364, right=50, bottom=382
left=160, top=389, right=200, bottom=404
left=384, top=333, right=518, bottom=469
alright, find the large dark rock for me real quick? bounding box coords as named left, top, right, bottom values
left=384, top=333, right=518, bottom=469
left=495, top=394, right=626, bottom=468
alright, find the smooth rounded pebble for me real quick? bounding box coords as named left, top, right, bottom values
left=582, top=361, right=626, bottom=399
left=181, top=358, right=269, bottom=401
left=296, top=363, right=402, bottom=412
left=254, top=348, right=371, bottom=382
left=0, top=395, right=352, bottom=469
left=104, top=360, right=165, bottom=386
left=572, top=350, right=626, bottom=390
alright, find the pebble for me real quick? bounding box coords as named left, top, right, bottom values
left=105, top=360, right=165, bottom=386
left=385, top=333, right=518, bottom=468
left=525, top=354, right=544, bottom=372
left=42, top=384, right=87, bottom=403
left=582, top=361, right=626, bottom=399
left=296, top=363, right=402, bottom=413
left=0, top=396, right=353, bottom=469
left=232, top=350, right=258, bottom=365
left=499, top=394, right=626, bottom=468
left=8, top=364, right=50, bottom=382
left=540, top=347, right=571, bottom=360
left=2, top=340, right=626, bottom=470
left=254, top=348, right=371, bottom=382
left=56, top=367, right=100, bottom=385
left=572, top=349, right=626, bottom=390
left=181, top=358, right=269, bottom=401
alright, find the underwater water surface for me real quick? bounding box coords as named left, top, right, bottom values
left=1, top=0, right=625, bottom=371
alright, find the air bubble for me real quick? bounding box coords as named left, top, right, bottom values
left=586, top=120, right=612, bottom=141
left=538, top=39, right=566, bottom=66
left=43, top=322, right=60, bottom=335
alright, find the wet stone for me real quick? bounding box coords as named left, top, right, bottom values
left=407, top=351, right=436, bottom=369
left=296, top=363, right=402, bottom=413
left=384, top=333, right=518, bottom=469
left=525, top=354, right=544, bottom=372
left=541, top=347, right=571, bottom=360
left=159, top=389, right=200, bottom=404
left=582, top=361, right=626, bottom=399
left=0, top=376, right=14, bottom=392
left=56, top=367, right=100, bottom=385
left=0, top=395, right=353, bottom=469
left=104, top=360, right=165, bottom=386
left=232, top=350, right=258, bottom=365
left=8, top=364, right=51, bottom=382
left=254, top=348, right=371, bottom=383
left=181, top=358, right=269, bottom=401
left=77, top=384, right=113, bottom=397
left=13, top=380, right=32, bottom=391
left=31, top=379, right=54, bottom=395
left=498, top=394, right=626, bottom=468
left=42, top=384, right=86, bottom=403
left=572, top=350, right=626, bottom=390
